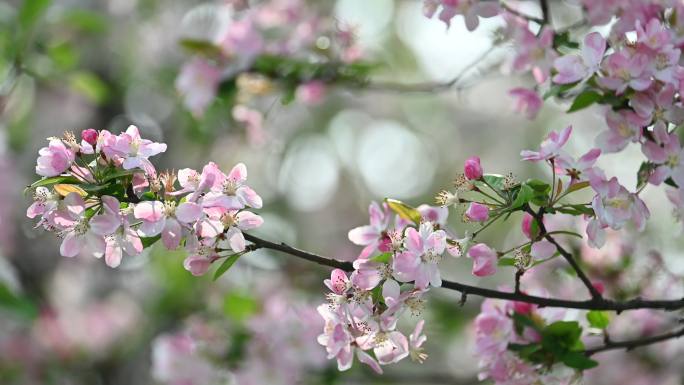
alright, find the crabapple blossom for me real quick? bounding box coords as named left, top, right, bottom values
left=35, top=139, right=75, bottom=177
left=508, top=87, right=542, bottom=120
left=465, top=202, right=489, bottom=222
left=520, top=126, right=572, bottom=162
left=467, top=243, right=497, bottom=277
left=552, top=32, right=606, bottom=84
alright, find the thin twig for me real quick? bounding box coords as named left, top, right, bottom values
left=584, top=327, right=684, bottom=356
left=524, top=205, right=603, bottom=299
left=362, top=46, right=497, bottom=93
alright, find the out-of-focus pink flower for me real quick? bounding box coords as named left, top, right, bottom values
left=35, top=139, right=75, bottom=177
left=508, top=87, right=542, bottom=119
left=423, top=0, right=500, bottom=31
left=295, top=81, right=326, bottom=105
left=553, top=32, right=606, bottom=84
left=467, top=243, right=497, bottom=276
left=176, top=58, right=222, bottom=117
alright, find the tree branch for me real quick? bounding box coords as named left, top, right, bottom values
left=524, top=206, right=603, bottom=300
left=539, top=0, right=550, bottom=25
left=584, top=327, right=684, bottom=356
left=243, top=233, right=684, bottom=312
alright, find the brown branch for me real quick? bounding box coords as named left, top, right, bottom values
left=524, top=205, right=603, bottom=300
left=500, top=2, right=544, bottom=24
left=243, top=233, right=684, bottom=312
left=584, top=327, right=684, bottom=356
left=539, top=0, right=550, bottom=25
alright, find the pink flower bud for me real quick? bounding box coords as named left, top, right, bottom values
left=468, top=243, right=497, bottom=277
left=464, top=156, right=483, bottom=180
left=466, top=202, right=489, bottom=222
left=81, top=129, right=98, bottom=145
left=592, top=281, right=605, bottom=295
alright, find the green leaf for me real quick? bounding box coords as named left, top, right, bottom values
left=140, top=235, right=161, bottom=248
left=586, top=310, right=610, bottom=329
left=19, top=0, right=52, bottom=30
left=512, top=312, right=541, bottom=335
left=223, top=292, right=258, bottom=322
left=561, top=351, right=598, bottom=370
left=511, top=183, right=534, bottom=209
left=385, top=198, right=421, bottom=225
left=567, top=90, right=602, bottom=113
left=370, top=252, right=392, bottom=264
left=179, top=39, right=222, bottom=57
left=69, top=72, right=109, bottom=104
left=542, top=321, right=583, bottom=353
left=483, top=174, right=505, bottom=190
left=498, top=257, right=516, bottom=266
left=100, top=168, right=137, bottom=183
left=637, top=161, right=656, bottom=190
left=213, top=254, right=241, bottom=281
left=543, top=82, right=578, bottom=100
left=0, top=284, right=38, bottom=319
left=556, top=204, right=594, bottom=216
left=60, top=9, right=108, bottom=33
left=508, top=342, right=542, bottom=359
left=565, top=180, right=591, bottom=195
left=27, top=175, right=81, bottom=190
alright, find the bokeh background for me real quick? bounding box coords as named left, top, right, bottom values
left=2, top=0, right=684, bottom=384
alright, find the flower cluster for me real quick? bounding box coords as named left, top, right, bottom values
left=176, top=0, right=367, bottom=142
left=27, top=126, right=263, bottom=273
left=317, top=202, right=464, bottom=372
left=474, top=298, right=581, bottom=385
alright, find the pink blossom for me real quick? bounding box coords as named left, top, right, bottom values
left=641, top=122, right=684, bottom=185
left=588, top=171, right=650, bottom=247
left=464, top=156, right=484, bottom=180
left=467, top=243, right=497, bottom=276
left=552, top=32, right=606, bottom=84
left=423, top=0, right=500, bottom=31
left=109, top=125, right=167, bottom=175
left=408, top=319, right=428, bottom=363
left=176, top=59, right=222, bottom=117
left=92, top=195, right=143, bottom=267
left=348, top=201, right=391, bottom=259
left=56, top=193, right=106, bottom=259
left=188, top=162, right=263, bottom=210
left=393, top=222, right=446, bottom=288
left=152, top=332, right=230, bottom=385
left=555, top=148, right=601, bottom=182
left=134, top=200, right=203, bottom=250
left=232, top=105, right=266, bottom=145
left=510, top=27, right=557, bottom=84
left=598, top=51, right=652, bottom=94
left=520, top=125, right=572, bottom=162
left=466, top=202, right=489, bottom=222
left=325, top=269, right=351, bottom=294
left=35, top=139, right=75, bottom=177
left=508, top=88, right=542, bottom=120
left=296, top=81, right=326, bottom=105
left=597, top=110, right=648, bottom=153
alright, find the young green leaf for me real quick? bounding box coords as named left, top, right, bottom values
left=567, top=90, right=602, bottom=113
left=586, top=310, right=610, bottom=329
left=385, top=198, right=421, bottom=225
left=213, top=254, right=241, bottom=281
